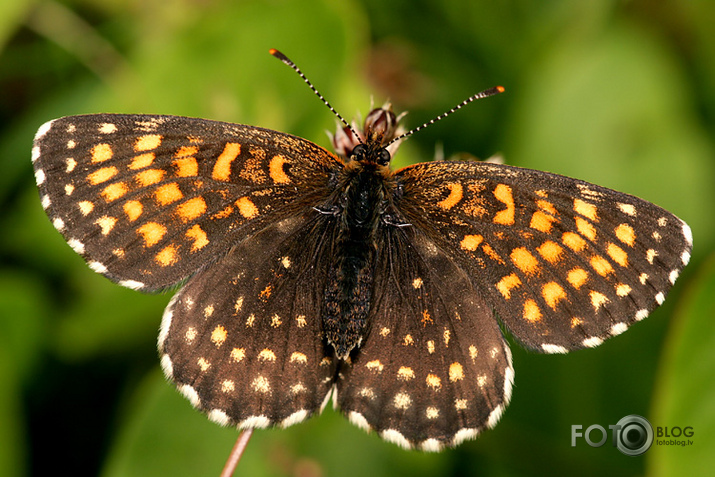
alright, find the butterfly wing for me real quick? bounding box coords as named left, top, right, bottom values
left=336, top=226, right=513, bottom=450
left=159, top=212, right=340, bottom=428
left=32, top=114, right=342, bottom=291
left=395, top=161, right=692, bottom=353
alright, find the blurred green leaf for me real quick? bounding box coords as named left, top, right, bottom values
left=648, top=254, right=715, bottom=477
left=0, top=270, right=48, bottom=477
left=505, top=22, right=715, bottom=255
left=0, top=0, right=30, bottom=51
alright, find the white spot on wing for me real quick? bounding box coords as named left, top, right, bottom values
left=682, top=222, right=693, bottom=246
left=420, top=439, right=442, bottom=452
left=160, top=354, right=173, bottom=378
left=52, top=217, right=65, bottom=231
left=34, top=120, right=54, bottom=141
left=320, top=385, right=335, bottom=413
left=158, top=293, right=180, bottom=350
left=281, top=409, right=308, bottom=428
left=34, top=168, right=45, bottom=185
left=381, top=429, right=411, bottom=450
left=88, top=261, right=107, bottom=274
left=617, top=203, right=636, bottom=216
left=504, top=347, right=514, bottom=404
left=31, top=146, right=40, bottom=163
left=99, top=123, right=118, bottom=134
left=610, top=322, right=628, bottom=336
left=41, top=195, right=51, bottom=209
left=348, top=411, right=371, bottom=432
left=239, top=415, right=271, bottom=429
left=178, top=384, right=200, bottom=407
left=486, top=404, right=505, bottom=428
left=655, top=292, right=665, bottom=305
left=208, top=409, right=230, bottom=426
left=681, top=251, right=691, bottom=265
left=669, top=270, right=679, bottom=285
left=582, top=336, right=603, bottom=348
left=453, top=428, right=479, bottom=446
left=541, top=344, right=568, bottom=354
left=635, top=309, right=649, bottom=321
left=67, top=238, right=85, bottom=254
left=119, top=279, right=145, bottom=290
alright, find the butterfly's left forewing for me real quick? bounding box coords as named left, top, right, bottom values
left=395, top=161, right=692, bottom=353
left=32, top=114, right=342, bottom=291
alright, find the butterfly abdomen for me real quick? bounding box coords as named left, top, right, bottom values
left=323, top=164, right=389, bottom=358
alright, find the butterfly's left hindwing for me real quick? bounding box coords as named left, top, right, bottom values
left=32, top=114, right=342, bottom=291
left=336, top=226, right=513, bottom=451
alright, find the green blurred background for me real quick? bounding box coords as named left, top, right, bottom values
left=1, top=0, right=714, bottom=476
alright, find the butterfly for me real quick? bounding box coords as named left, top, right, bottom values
left=31, top=49, right=692, bottom=452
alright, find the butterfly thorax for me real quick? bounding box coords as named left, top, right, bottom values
left=323, top=151, right=395, bottom=359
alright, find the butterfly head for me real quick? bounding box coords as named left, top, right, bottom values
left=331, top=103, right=406, bottom=166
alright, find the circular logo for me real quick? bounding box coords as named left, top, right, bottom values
left=615, top=415, right=653, bottom=456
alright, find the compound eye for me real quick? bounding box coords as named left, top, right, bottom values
left=351, top=144, right=367, bottom=161
left=377, top=148, right=391, bottom=165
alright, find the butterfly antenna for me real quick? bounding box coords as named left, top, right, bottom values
left=270, top=49, right=362, bottom=143
left=386, top=86, right=505, bottom=147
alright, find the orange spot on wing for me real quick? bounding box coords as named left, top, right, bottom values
left=575, top=217, right=597, bottom=241
left=615, top=223, right=636, bottom=247
left=123, top=200, right=143, bottom=221
left=607, top=243, right=629, bottom=267
left=567, top=268, right=589, bottom=289
left=175, top=197, right=206, bottom=222
left=590, top=291, right=609, bottom=310
left=493, top=184, right=514, bottom=225
left=537, top=241, right=564, bottom=263
left=460, top=234, right=483, bottom=251
left=269, top=155, right=291, bottom=184
left=87, top=166, right=118, bottom=185
left=134, top=134, right=162, bottom=152
left=137, top=222, right=167, bottom=247
left=530, top=210, right=557, bottom=233
left=590, top=255, right=614, bottom=276
left=212, top=143, right=241, bottom=181
left=129, top=153, right=155, bottom=169
left=496, top=273, right=521, bottom=299
left=186, top=224, right=209, bottom=251
left=562, top=232, right=586, bottom=252
left=542, top=282, right=567, bottom=309
left=482, top=243, right=504, bottom=263
left=91, top=143, right=113, bottom=163
left=101, top=182, right=128, bottom=202
left=437, top=183, right=463, bottom=210
left=154, top=183, right=183, bottom=205
left=537, top=199, right=557, bottom=215
left=136, top=168, right=165, bottom=186
left=175, top=146, right=199, bottom=158
left=173, top=157, right=199, bottom=177
left=235, top=196, right=258, bottom=219
left=511, top=247, right=540, bottom=275
left=155, top=244, right=178, bottom=266
left=523, top=299, right=542, bottom=323
left=449, top=362, right=464, bottom=382
left=574, top=199, right=598, bottom=221
left=421, top=309, right=433, bottom=326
